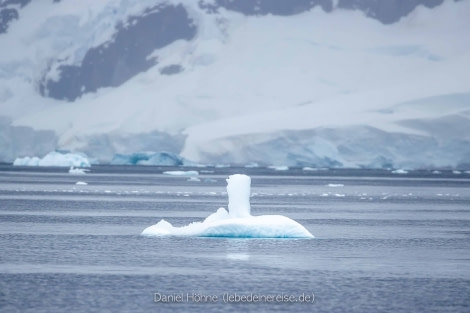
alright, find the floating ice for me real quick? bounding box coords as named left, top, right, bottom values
left=187, top=176, right=201, bottom=182
left=141, top=174, right=313, bottom=238
left=13, top=151, right=91, bottom=167
left=163, top=170, right=199, bottom=176
left=327, top=184, right=344, bottom=187
left=392, top=169, right=408, bottom=174
left=268, top=165, right=289, bottom=171
left=69, top=166, right=88, bottom=175
left=303, top=167, right=329, bottom=171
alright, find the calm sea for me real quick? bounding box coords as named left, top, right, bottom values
left=0, top=165, right=469, bottom=313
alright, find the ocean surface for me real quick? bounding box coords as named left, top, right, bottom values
left=0, top=165, right=469, bottom=313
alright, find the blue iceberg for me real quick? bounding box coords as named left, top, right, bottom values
left=110, top=151, right=184, bottom=166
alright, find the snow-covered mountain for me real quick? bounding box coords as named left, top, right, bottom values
left=1, top=0, right=469, bottom=168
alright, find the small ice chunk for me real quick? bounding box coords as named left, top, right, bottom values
left=303, top=167, right=328, bottom=171
left=187, top=177, right=201, bottom=182
left=392, top=169, right=408, bottom=174
left=75, top=181, right=88, bottom=185
left=327, top=184, right=344, bottom=187
left=69, top=167, right=88, bottom=175
left=268, top=165, right=289, bottom=171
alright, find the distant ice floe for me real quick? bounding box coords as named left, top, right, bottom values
left=187, top=176, right=201, bottom=182
left=163, top=170, right=199, bottom=176
left=391, top=169, right=408, bottom=174
left=303, top=167, right=329, bottom=171
left=13, top=151, right=91, bottom=167
left=268, top=165, right=289, bottom=171
left=141, top=174, right=313, bottom=238
left=327, top=184, right=344, bottom=187
left=69, top=166, right=88, bottom=175
left=75, top=181, right=88, bottom=185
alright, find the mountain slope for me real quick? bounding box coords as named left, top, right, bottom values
left=0, top=0, right=469, bottom=168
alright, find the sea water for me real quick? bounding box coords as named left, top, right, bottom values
left=0, top=165, right=469, bottom=313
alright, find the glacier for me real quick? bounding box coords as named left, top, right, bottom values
left=1, top=0, right=470, bottom=169
left=141, top=174, right=314, bottom=238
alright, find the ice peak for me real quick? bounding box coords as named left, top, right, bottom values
left=226, top=174, right=251, bottom=218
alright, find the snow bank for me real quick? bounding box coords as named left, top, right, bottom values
left=13, top=151, right=91, bottom=167
left=141, top=174, right=313, bottom=238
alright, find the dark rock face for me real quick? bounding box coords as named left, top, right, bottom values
left=0, top=0, right=30, bottom=33
left=203, top=0, right=446, bottom=23
left=37, top=0, right=450, bottom=101
left=41, top=4, right=196, bottom=101
left=200, top=0, right=333, bottom=15
left=337, top=0, right=444, bottom=24
left=160, top=64, right=183, bottom=75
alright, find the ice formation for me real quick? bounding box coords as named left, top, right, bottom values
left=13, top=151, right=91, bottom=167
left=141, top=174, right=313, bottom=238
left=110, top=152, right=184, bottom=166
left=69, top=166, right=88, bottom=175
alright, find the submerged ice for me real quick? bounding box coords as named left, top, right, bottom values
left=141, top=174, right=313, bottom=238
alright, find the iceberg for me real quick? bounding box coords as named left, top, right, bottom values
left=13, top=151, right=91, bottom=167
left=13, top=156, right=40, bottom=166
left=110, top=152, right=184, bottom=166
left=141, top=174, right=313, bottom=238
